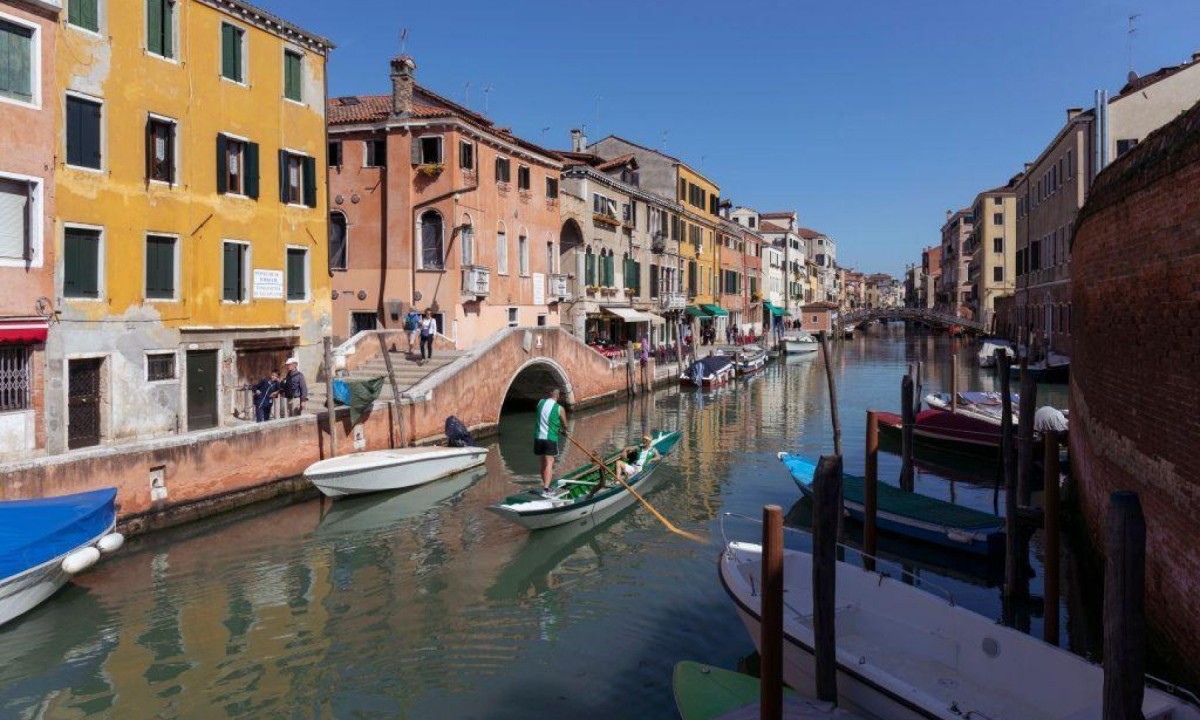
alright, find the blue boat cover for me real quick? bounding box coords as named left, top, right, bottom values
left=780, top=454, right=819, bottom=489
left=0, top=488, right=117, bottom=579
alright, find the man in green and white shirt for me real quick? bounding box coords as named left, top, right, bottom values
left=534, top=388, right=568, bottom=497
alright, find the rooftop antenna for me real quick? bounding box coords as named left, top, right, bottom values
left=463, top=81, right=471, bottom=107
left=399, top=28, right=408, bottom=55
left=1127, top=14, right=1140, bottom=75
left=700, top=154, right=707, bottom=169
left=595, top=95, right=603, bottom=140
left=660, top=130, right=669, bottom=150
left=482, top=85, right=493, bottom=114
left=541, top=126, right=551, bottom=142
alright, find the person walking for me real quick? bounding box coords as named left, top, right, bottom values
left=252, top=371, right=280, bottom=422
left=418, top=309, right=437, bottom=364
left=282, top=357, right=307, bottom=417
left=534, top=387, right=567, bottom=498
left=403, top=307, right=421, bottom=355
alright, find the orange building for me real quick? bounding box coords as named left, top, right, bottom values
left=327, top=56, right=564, bottom=347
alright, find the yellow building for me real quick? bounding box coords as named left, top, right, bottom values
left=676, top=163, right=720, bottom=308
left=50, top=0, right=332, bottom=452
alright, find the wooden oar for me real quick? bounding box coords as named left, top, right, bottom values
left=561, top=431, right=704, bottom=543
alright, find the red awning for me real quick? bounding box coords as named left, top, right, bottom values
left=0, top=321, right=48, bottom=345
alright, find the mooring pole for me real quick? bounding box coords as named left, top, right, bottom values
left=864, top=411, right=879, bottom=572
left=1043, top=430, right=1061, bottom=646
left=1017, top=360, right=1037, bottom=506
left=999, top=351, right=1019, bottom=601
left=914, top=359, right=923, bottom=416
left=900, top=374, right=915, bottom=491
left=1103, top=492, right=1145, bottom=720
left=378, top=332, right=406, bottom=447
left=761, top=504, right=784, bottom=720
left=812, top=455, right=842, bottom=705
left=323, top=336, right=338, bottom=459
left=819, top=333, right=842, bottom=456
left=950, top=345, right=958, bottom=413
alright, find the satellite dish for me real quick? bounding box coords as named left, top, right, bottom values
left=1127, top=70, right=1139, bottom=83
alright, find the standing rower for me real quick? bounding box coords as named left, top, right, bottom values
left=534, top=388, right=568, bottom=498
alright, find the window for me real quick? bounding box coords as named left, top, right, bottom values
left=64, top=227, right=101, bottom=298
left=146, top=0, right=175, bottom=59
left=0, top=18, right=35, bottom=104
left=415, top=135, right=442, bottom=165
left=585, top=246, right=595, bottom=285
left=216, top=134, right=260, bottom=198
left=497, top=228, right=508, bottom=274
left=993, top=213, right=1003, bottom=225
left=545, top=176, right=558, bottom=199
left=460, top=221, right=473, bottom=265
left=517, top=165, right=530, bottom=191
left=220, top=23, right=245, bottom=83
left=495, top=156, right=511, bottom=184
left=507, top=307, right=518, bottom=327
left=518, top=233, right=528, bottom=276
left=419, top=210, right=443, bottom=270
left=329, top=212, right=347, bottom=270
left=145, top=234, right=176, bottom=300
left=283, top=49, right=302, bottom=101
left=993, top=266, right=1004, bottom=283
left=146, top=352, right=176, bottom=381
left=66, top=95, right=102, bottom=170
left=68, top=0, right=98, bottom=32
left=279, top=150, right=316, bottom=207
left=328, top=140, right=342, bottom=168
left=364, top=139, right=386, bottom=167
left=748, top=217, right=756, bottom=228
left=0, top=177, right=39, bottom=264
left=146, top=116, right=176, bottom=184
left=222, top=241, right=248, bottom=302
left=459, top=140, right=474, bottom=170
left=0, top=346, right=30, bottom=412
left=286, top=247, right=307, bottom=300
left=993, top=237, right=1003, bottom=253
left=1116, top=138, right=1139, bottom=157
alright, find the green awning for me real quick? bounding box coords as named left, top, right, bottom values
left=685, top=306, right=708, bottom=318
left=763, top=302, right=784, bottom=317
left=700, top=304, right=728, bottom=317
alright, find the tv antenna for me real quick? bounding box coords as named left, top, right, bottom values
left=541, top=126, right=551, bottom=142
left=482, top=85, right=493, bottom=113
left=1127, top=14, right=1140, bottom=75
left=399, top=29, right=408, bottom=55
left=660, top=130, right=669, bottom=149
left=595, top=95, right=604, bottom=139
left=463, top=81, right=471, bottom=106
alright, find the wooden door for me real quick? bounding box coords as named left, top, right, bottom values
left=187, top=350, right=218, bottom=430
left=67, top=358, right=102, bottom=449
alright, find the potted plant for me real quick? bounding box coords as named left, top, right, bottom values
left=418, top=163, right=444, bottom=178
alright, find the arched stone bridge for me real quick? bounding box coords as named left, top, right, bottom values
left=843, top=307, right=985, bottom=332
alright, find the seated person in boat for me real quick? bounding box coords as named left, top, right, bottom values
left=616, top=436, right=660, bottom=481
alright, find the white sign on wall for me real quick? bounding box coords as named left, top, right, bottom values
left=532, top=272, right=545, bottom=306
left=253, top=269, right=284, bottom=299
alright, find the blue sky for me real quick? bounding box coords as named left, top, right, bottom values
left=265, top=0, right=1200, bottom=276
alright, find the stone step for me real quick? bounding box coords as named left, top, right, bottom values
left=304, top=351, right=468, bottom=413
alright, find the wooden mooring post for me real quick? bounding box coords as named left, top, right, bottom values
left=812, top=455, right=843, bottom=705
left=1017, top=359, right=1037, bottom=506
left=863, top=411, right=879, bottom=572
left=899, top=374, right=914, bottom=491
left=998, top=351, right=1021, bottom=601
left=1103, top=492, right=1145, bottom=720
left=323, top=336, right=338, bottom=459
left=378, top=332, right=406, bottom=447
left=949, top=347, right=958, bottom=413
left=1043, top=430, right=1061, bottom=646
left=760, top=504, right=784, bottom=720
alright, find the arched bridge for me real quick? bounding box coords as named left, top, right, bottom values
left=843, top=307, right=985, bottom=332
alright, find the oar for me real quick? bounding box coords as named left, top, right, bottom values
left=560, top=431, right=704, bottom=543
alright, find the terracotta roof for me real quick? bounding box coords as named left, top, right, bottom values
left=760, top=211, right=795, bottom=219
left=797, top=227, right=824, bottom=240
left=758, top=221, right=787, bottom=233
left=802, top=301, right=839, bottom=310
left=1116, top=60, right=1195, bottom=99
left=596, top=153, right=637, bottom=171
left=555, top=150, right=603, bottom=164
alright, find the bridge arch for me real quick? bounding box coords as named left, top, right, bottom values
left=499, top=357, right=575, bottom=415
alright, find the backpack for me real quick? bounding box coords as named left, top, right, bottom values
left=404, top=312, right=419, bottom=331
left=444, top=415, right=477, bottom=447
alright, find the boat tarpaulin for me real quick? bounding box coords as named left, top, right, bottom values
left=684, top=306, right=708, bottom=318
left=700, top=304, right=728, bottom=317
left=0, top=488, right=116, bottom=579
left=603, top=307, right=654, bottom=323
left=334, top=376, right=386, bottom=425
left=0, top=321, right=48, bottom=345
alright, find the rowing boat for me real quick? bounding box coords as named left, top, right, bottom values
left=487, top=431, right=682, bottom=530
left=734, top=346, right=769, bottom=376
left=778, top=453, right=1004, bottom=555
left=672, top=661, right=862, bottom=720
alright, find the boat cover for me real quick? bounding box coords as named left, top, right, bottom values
left=687, top=356, right=734, bottom=383
left=0, top=488, right=116, bottom=579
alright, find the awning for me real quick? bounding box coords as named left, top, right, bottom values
left=685, top=306, right=708, bottom=318
left=0, top=321, right=48, bottom=345
left=701, top=304, right=728, bottom=317
left=763, top=302, right=784, bottom=317
left=644, top=312, right=666, bottom=326
left=603, top=307, right=655, bottom=323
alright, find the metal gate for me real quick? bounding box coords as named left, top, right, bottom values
left=187, top=350, right=218, bottom=431
left=68, top=358, right=102, bottom=449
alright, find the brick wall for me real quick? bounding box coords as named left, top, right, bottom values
left=1071, top=99, right=1200, bottom=683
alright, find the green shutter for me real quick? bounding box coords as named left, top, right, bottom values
left=222, top=243, right=238, bottom=301
left=285, top=51, right=302, bottom=101
left=287, top=249, right=305, bottom=300
left=70, top=0, right=99, bottom=32
left=146, top=236, right=174, bottom=299
left=0, top=20, right=33, bottom=103
left=222, top=24, right=241, bottom=81
left=162, top=0, right=173, bottom=58
left=278, top=150, right=289, bottom=203
left=302, top=156, right=317, bottom=207
left=147, top=0, right=162, bottom=55
left=215, top=134, right=227, bottom=194
left=65, top=229, right=99, bottom=298
left=245, top=141, right=259, bottom=199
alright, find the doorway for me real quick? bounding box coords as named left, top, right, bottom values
left=187, top=350, right=219, bottom=431
left=67, top=358, right=103, bottom=449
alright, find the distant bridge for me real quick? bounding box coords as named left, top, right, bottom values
left=843, top=307, right=985, bottom=332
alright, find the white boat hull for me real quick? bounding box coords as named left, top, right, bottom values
left=782, top=336, right=820, bottom=355
left=0, top=525, right=113, bottom=627
left=305, top=447, right=489, bottom=497
left=489, top=468, right=659, bottom=530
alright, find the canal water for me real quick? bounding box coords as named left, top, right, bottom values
left=1, top=328, right=1089, bottom=719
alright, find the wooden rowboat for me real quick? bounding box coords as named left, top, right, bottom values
left=672, top=661, right=862, bottom=719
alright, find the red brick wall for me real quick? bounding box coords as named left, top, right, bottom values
left=1071, top=100, right=1200, bottom=682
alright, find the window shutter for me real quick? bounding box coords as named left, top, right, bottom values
left=222, top=25, right=236, bottom=79
left=411, top=138, right=421, bottom=165
left=144, top=117, right=153, bottom=182
left=302, top=156, right=317, bottom=207
left=222, top=243, right=237, bottom=300
left=166, top=123, right=176, bottom=185
left=86, top=102, right=102, bottom=168
left=80, top=232, right=98, bottom=297
left=147, top=0, right=163, bottom=55
left=245, top=141, right=259, bottom=199
left=215, top=134, right=227, bottom=194
left=278, top=150, right=288, bottom=203
left=163, top=0, right=174, bottom=57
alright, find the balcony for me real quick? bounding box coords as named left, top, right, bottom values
left=462, top=265, right=490, bottom=298
left=659, top=292, right=686, bottom=311
left=549, top=273, right=571, bottom=301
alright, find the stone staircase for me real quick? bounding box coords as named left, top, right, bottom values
left=306, top=349, right=467, bottom=412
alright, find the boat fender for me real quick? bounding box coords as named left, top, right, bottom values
left=945, top=529, right=973, bottom=544
left=98, top=533, right=125, bottom=554
left=62, top=546, right=101, bottom=575
left=776, top=452, right=788, bottom=460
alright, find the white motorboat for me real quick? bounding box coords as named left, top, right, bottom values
left=304, top=446, right=489, bottom=497
left=977, top=338, right=1015, bottom=367
left=720, top=540, right=1200, bottom=720
left=782, top=333, right=819, bottom=355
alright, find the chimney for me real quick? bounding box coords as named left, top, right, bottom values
left=1066, top=107, right=1083, bottom=122
left=945, top=210, right=952, bottom=220
left=390, top=55, right=416, bottom=117
left=570, top=128, right=587, bottom=153
left=1192, top=51, right=1200, bottom=64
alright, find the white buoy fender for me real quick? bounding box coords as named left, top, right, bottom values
left=97, top=533, right=124, bottom=554
left=61, top=546, right=101, bottom=575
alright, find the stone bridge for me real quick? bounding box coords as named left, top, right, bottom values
left=843, top=307, right=985, bottom=332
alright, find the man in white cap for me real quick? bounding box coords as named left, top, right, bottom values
left=282, top=356, right=308, bottom=416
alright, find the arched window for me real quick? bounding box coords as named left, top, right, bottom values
left=420, top=210, right=443, bottom=270
left=460, top=213, right=474, bottom=266
left=329, top=211, right=348, bottom=271
left=497, top=222, right=508, bottom=275
left=518, top=230, right=529, bottom=276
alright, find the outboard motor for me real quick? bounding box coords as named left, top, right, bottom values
left=444, top=415, right=477, bottom=447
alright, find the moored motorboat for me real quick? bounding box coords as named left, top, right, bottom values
left=0, top=488, right=124, bottom=628
left=1010, top=351, right=1070, bottom=383
left=977, top=338, right=1015, bottom=367
left=875, top=406, right=1009, bottom=453
left=734, top=345, right=769, bottom=376
left=781, top=333, right=819, bottom=355
left=842, top=323, right=856, bottom=338
left=304, top=446, right=489, bottom=497
left=682, top=356, right=736, bottom=387
left=719, top=539, right=1200, bottom=720
left=487, top=431, right=681, bottom=531
left=779, top=453, right=1003, bottom=555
